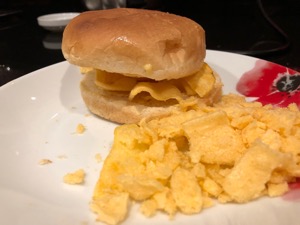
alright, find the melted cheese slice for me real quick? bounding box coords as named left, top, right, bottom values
left=129, top=81, right=183, bottom=102
left=93, top=63, right=215, bottom=102
left=95, top=70, right=137, bottom=91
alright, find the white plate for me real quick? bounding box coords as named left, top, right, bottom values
left=37, top=12, right=80, bottom=32
left=0, top=50, right=299, bottom=225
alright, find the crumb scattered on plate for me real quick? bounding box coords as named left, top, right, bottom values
left=63, top=169, right=85, bottom=185
left=38, top=159, right=52, bottom=165
left=57, top=154, right=68, bottom=159
left=76, top=123, right=86, bottom=134
left=95, top=153, right=102, bottom=163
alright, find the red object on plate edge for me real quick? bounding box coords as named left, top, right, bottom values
left=237, top=60, right=300, bottom=201
left=283, top=178, right=300, bottom=201
left=236, top=59, right=300, bottom=107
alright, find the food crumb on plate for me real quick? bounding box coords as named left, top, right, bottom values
left=63, top=169, right=85, bottom=185
left=38, top=159, right=52, bottom=165
left=76, top=123, right=86, bottom=134
left=57, top=154, right=68, bottom=159
left=95, top=153, right=102, bottom=163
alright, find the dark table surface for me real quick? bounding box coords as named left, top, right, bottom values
left=1, top=0, right=299, bottom=86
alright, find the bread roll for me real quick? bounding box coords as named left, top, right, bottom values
left=62, top=8, right=206, bottom=80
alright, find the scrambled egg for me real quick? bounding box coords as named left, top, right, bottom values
left=90, top=94, right=300, bottom=225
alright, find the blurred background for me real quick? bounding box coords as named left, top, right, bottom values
left=0, top=0, right=299, bottom=85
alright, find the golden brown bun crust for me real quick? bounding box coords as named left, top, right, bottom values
left=62, top=8, right=206, bottom=80
left=80, top=70, right=223, bottom=124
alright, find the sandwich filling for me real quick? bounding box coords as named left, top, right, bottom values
left=81, top=63, right=217, bottom=105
